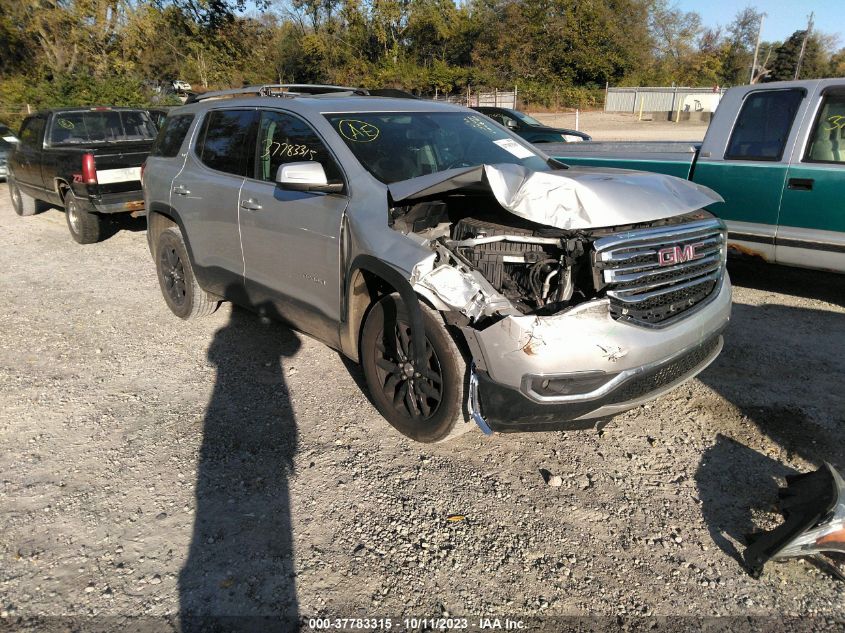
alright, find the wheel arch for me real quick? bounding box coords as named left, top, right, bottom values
left=147, top=204, right=195, bottom=262
left=341, top=255, right=426, bottom=366
left=54, top=178, right=72, bottom=203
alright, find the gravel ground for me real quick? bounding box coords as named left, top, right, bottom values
left=0, top=184, right=844, bottom=631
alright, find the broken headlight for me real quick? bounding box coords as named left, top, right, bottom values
left=745, top=463, right=845, bottom=578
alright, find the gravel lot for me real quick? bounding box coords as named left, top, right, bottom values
left=1, top=183, right=844, bottom=631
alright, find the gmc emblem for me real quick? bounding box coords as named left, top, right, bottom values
left=658, top=243, right=704, bottom=266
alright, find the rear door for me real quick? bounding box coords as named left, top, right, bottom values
left=143, top=112, right=196, bottom=215
left=238, top=108, right=348, bottom=345
left=776, top=84, right=845, bottom=272
left=693, top=87, right=809, bottom=261
left=170, top=108, right=257, bottom=297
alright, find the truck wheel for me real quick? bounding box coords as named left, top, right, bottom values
left=65, top=192, right=104, bottom=244
left=156, top=227, right=218, bottom=319
left=361, top=293, right=473, bottom=443
left=9, top=176, right=38, bottom=217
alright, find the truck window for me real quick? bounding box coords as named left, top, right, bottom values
left=725, top=89, right=804, bottom=162
left=805, top=92, right=845, bottom=164
left=49, top=110, right=157, bottom=145
left=151, top=114, right=195, bottom=158
left=196, top=109, right=256, bottom=176
left=19, top=118, right=44, bottom=147
left=254, top=110, right=342, bottom=183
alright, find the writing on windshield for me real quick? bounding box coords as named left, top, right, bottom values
left=324, top=111, right=548, bottom=183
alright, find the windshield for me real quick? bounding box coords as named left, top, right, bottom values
left=324, top=112, right=549, bottom=183
left=511, top=111, right=542, bottom=126
left=49, top=110, right=157, bottom=145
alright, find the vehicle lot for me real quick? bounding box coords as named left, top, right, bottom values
left=0, top=185, right=844, bottom=626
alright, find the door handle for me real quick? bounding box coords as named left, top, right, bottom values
left=787, top=178, right=814, bottom=191
left=172, top=184, right=190, bottom=196
left=240, top=198, right=263, bottom=211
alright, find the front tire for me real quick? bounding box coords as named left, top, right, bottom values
left=156, top=227, right=218, bottom=319
left=361, top=293, right=472, bottom=443
left=9, top=176, right=38, bottom=217
left=65, top=192, right=105, bottom=244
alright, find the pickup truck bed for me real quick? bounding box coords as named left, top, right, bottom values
left=544, top=141, right=699, bottom=179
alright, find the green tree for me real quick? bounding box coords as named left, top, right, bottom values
left=767, top=30, right=829, bottom=82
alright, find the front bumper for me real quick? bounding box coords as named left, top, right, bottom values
left=0, top=163, right=7, bottom=180
left=465, top=275, right=732, bottom=432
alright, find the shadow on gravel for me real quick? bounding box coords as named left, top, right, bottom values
left=695, top=435, right=798, bottom=567
left=695, top=290, right=845, bottom=570
left=179, top=304, right=302, bottom=631
left=728, top=259, right=845, bottom=307
left=103, top=212, right=147, bottom=240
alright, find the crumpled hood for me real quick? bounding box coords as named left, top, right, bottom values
left=388, top=163, right=723, bottom=230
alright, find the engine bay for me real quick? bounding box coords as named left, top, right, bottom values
left=390, top=194, right=597, bottom=317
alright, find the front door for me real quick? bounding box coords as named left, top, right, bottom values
left=14, top=116, right=46, bottom=191
left=693, top=88, right=807, bottom=261
left=238, top=109, right=349, bottom=346
left=776, top=86, right=845, bottom=272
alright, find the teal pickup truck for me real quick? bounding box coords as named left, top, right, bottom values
left=549, top=79, right=845, bottom=273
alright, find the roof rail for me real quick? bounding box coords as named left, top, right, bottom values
left=186, top=84, right=368, bottom=103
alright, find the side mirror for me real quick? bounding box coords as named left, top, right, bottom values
left=505, top=119, right=519, bottom=129
left=275, top=161, right=341, bottom=193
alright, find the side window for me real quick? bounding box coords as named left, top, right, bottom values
left=19, top=118, right=44, bottom=147
left=255, top=110, right=342, bottom=184
left=196, top=110, right=256, bottom=176
left=151, top=114, right=195, bottom=158
left=804, top=92, right=845, bottom=164
left=725, top=89, right=804, bottom=161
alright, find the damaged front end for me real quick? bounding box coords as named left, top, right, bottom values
left=388, top=163, right=731, bottom=432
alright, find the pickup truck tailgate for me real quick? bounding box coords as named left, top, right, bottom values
left=87, top=142, right=153, bottom=195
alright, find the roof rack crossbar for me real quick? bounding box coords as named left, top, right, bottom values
left=188, top=84, right=368, bottom=103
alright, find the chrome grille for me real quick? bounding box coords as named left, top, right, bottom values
left=593, top=218, right=727, bottom=326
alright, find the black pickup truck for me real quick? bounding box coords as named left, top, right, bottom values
left=7, top=107, right=157, bottom=243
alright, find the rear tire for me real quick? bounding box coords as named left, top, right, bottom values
left=156, top=227, right=218, bottom=319
left=65, top=192, right=104, bottom=244
left=9, top=176, right=38, bottom=217
left=361, top=293, right=473, bottom=443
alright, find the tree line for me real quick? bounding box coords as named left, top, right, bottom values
left=0, top=0, right=843, bottom=121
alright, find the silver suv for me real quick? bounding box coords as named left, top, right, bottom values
left=143, top=85, right=731, bottom=442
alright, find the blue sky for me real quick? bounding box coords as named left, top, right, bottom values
left=674, top=0, right=842, bottom=44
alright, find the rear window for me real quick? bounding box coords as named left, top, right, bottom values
left=725, top=89, right=804, bottom=161
left=151, top=114, right=194, bottom=158
left=49, top=110, right=157, bottom=145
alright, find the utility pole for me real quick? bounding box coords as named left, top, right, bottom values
left=750, top=13, right=766, bottom=84
left=795, top=12, right=815, bottom=80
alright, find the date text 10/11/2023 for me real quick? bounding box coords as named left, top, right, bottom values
left=307, top=617, right=527, bottom=630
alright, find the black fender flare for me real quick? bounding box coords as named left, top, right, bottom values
left=347, top=254, right=426, bottom=367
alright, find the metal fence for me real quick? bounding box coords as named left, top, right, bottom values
left=605, top=86, right=726, bottom=114
left=432, top=88, right=517, bottom=109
